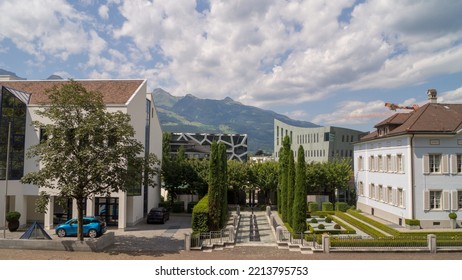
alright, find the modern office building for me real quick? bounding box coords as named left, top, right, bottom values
left=0, top=79, right=162, bottom=230
left=168, top=132, right=248, bottom=162
left=354, top=89, right=462, bottom=228
left=274, top=119, right=366, bottom=163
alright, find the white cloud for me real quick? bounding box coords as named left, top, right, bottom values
left=98, top=5, right=110, bottom=20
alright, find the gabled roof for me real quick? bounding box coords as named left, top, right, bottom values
left=360, top=103, right=462, bottom=141
left=0, top=80, right=145, bottom=105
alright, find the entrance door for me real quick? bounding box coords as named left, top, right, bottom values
left=95, top=197, right=119, bottom=226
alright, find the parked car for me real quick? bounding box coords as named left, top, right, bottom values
left=147, top=207, right=169, bottom=224
left=55, top=217, right=107, bottom=238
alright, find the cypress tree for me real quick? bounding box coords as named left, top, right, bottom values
left=287, top=149, right=295, bottom=226
left=208, top=141, right=221, bottom=230
left=280, top=135, right=291, bottom=222
left=277, top=147, right=284, bottom=213
left=293, top=145, right=307, bottom=234
left=218, top=142, right=228, bottom=228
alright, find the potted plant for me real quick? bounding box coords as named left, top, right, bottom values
left=6, top=211, right=21, bottom=232
left=449, top=212, right=457, bottom=229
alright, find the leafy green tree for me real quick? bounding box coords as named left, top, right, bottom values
left=227, top=160, right=250, bottom=204
left=293, top=145, right=307, bottom=233
left=286, top=150, right=295, bottom=226
left=188, top=158, right=209, bottom=196
left=251, top=161, right=278, bottom=205
left=21, top=81, right=159, bottom=241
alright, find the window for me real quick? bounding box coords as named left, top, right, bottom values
left=378, top=155, right=383, bottom=172
left=458, top=191, right=462, bottom=209
left=358, top=156, right=364, bottom=170
left=386, top=155, right=392, bottom=172
left=387, top=187, right=392, bottom=204
left=379, top=185, right=384, bottom=201
left=430, top=191, right=442, bottom=210
left=358, top=181, right=364, bottom=196
left=370, top=184, right=375, bottom=199
left=429, top=154, right=441, bottom=173
left=397, top=154, right=403, bottom=173
left=458, top=155, right=462, bottom=173
left=398, top=188, right=404, bottom=207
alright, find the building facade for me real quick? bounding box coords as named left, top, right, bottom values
left=0, top=79, right=162, bottom=230
left=168, top=132, right=248, bottom=162
left=354, top=90, right=462, bottom=228
left=274, top=119, right=365, bottom=163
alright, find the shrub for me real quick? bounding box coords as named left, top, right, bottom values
left=321, top=202, right=333, bottom=211
left=172, top=201, right=185, bottom=213
left=187, top=201, right=198, bottom=213
left=192, top=195, right=209, bottom=233
left=449, top=212, right=457, bottom=219
left=308, top=202, right=319, bottom=212
left=405, top=219, right=421, bottom=226
left=318, top=224, right=325, bottom=230
left=310, top=218, right=318, bottom=223
left=319, top=214, right=325, bottom=218
left=335, top=202, right=349, bottom=212
left=325, top=216, right=332, bottom=223
left=6, top=211, right=20, bottom=222
left=334, top=223, right=341, bottom=230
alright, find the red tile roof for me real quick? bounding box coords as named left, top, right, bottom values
left=0, top=80, right=145, bottom=105
left=360, top=103, right=462, bottom=141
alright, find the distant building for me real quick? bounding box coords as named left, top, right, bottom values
left=354, top=89, right=462, bottom=229
left=274, top=119, right=366, bottom=163
left=168, top=132, right=248, bottom=162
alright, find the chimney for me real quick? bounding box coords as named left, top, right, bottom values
left=427, top=89, right=437, bottom=104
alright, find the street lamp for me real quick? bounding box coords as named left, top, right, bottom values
left=3, top=122, right=11, bottom=239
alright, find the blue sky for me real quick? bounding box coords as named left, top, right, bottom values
left=1, top=0, right=462, bottom=133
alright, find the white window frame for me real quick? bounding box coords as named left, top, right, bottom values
left=379, top=185, right=384, bottom=201
left=378, top=155, right=383, bottom=172
left=386, top=155, right=392, bottom=172
left=398, top=188, right=404, bottom=207
left=387, top=186, right=393, bottom=204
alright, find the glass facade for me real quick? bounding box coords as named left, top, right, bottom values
left=0, top=87, right=29, bottom=180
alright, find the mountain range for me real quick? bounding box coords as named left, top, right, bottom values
left=153, top=88, right=319, bottom=154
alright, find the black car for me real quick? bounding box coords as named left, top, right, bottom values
left=147, top=207, right=170, bottom=224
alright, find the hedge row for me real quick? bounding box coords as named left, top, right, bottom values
left=329, top=214, right=356, bottom=234
left=192, top=195, right=209, bottom=233
left=346, top=209, right=400, bottom=236
left=335, top=202, right=349, bottom=212
left=334, top=211, right=387, bottom=238
left=330, top=237, right=427, bottom=247
left=321, top=202, right=333, bottom=211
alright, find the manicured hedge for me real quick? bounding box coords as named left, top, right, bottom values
left=330, top=236, right=427, bottom=247
left=347, top=209, right=400, bottom=236
left=330, top=213, right=356, bottom=234
left=405, top=219, right=421, bottom=226
left=335, top=211, right=387, bottom=238
left=192, top=195, right=209, bottom=233
left=335, top=202, right=349, bottom=212
left=308, top=202, right=319, bottom=212
left=322, top=202, right=333, bottom=211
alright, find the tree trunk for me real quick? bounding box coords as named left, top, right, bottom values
left=77, top=198, right=85, bottom=241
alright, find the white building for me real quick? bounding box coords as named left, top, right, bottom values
left=274, top=119, right=365, bottom=163
left=354, top=89, right=462, bottom=229
left=0, top=79, right=162, bottom=230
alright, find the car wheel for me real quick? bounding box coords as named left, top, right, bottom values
left=57, top=228, right=66, bottom=238
left=88, top=229, right=98, bottom=238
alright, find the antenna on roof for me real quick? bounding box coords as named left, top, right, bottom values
left=384, top=103, right=419, bottom=111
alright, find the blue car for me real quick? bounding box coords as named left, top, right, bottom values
left=55, top=217, right=107, bottom=238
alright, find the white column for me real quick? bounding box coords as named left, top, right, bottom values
left=118, top=193, right=127, bottom=230
left=44, top=196, right=54, bottom=230
left=86, top=196, right=95, bottom=216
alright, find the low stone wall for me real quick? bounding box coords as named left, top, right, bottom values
left=0, top=232, right=114, bottom=252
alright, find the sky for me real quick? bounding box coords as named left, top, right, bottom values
left=1, top=0, right=462, bottom=133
